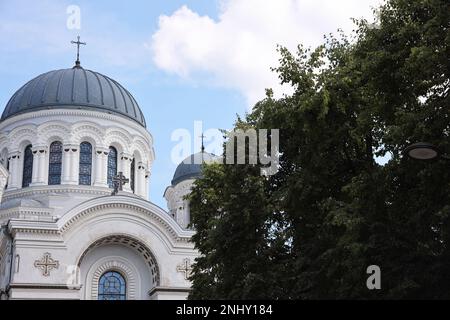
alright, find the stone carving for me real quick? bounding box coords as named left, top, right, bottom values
left=34, top=252, right=59, bottom=276
left=176, top=258, right=193, bottom=280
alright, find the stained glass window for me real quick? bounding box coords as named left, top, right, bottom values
left=79, top=142, right=92, bottom=185
left=107, top=146, right=117, bottom=188
left=130, top=158, right=135, bottom=193
left=48, top=141, right=62, bottom=185
left=22, top=145, right=33, bottom=188
left=98, top=271, right=126, bottom=300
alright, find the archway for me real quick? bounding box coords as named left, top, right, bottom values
left=78, top=234, right=160, bottom=300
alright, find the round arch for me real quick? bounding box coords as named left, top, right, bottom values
left=77, top=234, right=160, bottom=287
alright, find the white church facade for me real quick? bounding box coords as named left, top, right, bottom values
left=0, top=58, right=207, bottom=300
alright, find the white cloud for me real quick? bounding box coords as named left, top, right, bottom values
left=151, top=0, right=382, bottom=107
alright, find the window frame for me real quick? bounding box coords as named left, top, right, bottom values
left=22, top=144, right=33, bottom=188
left=79, top=141, right=93, bottom=186
left=107, top=146, right=118, bottom=188
left=98, top=270, right=127, bottom=300
left=48, top=141, right=63, bottom=185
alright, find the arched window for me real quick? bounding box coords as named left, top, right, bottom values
left=2, top=150, right=9, bottom=189
left=79, top=142, right=92, bottom=185
left=98, top=271, right=126, bottom=300
left=107, top=146, right=117, bottom=188
left=5, top=157, right=9, bottom=189
left=22, top=145, right=33, bottom=188
left=130, top=158, right=135, bottom=193
left=48, top=141, right=62, bottom=185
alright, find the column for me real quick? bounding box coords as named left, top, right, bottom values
left=67, top=145, right=79, bottom=185
left=136, top=162, right=146, bottom=197
left=93, top=147, right=108, bottom=187
left=38, top=149, right=47, bottom=184
left=6, top=151, right=20, bottom=190
left=61, top=144, right=72, bottom=184
left=74, top=148, right=81, bottom=184
left=144, top=169, right=150, bottom=200
left=183, top=199, right=191, bottom=229
left=30, top=146, right=47, bottom=186
left=176, top=200, right=184, bottom=227
left=31, top=148, right=39, bottom=184
left=119, top=152, right=133, bottom=192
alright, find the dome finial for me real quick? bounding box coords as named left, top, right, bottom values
left=70, top=35, right=86, bottom=68
left=200, top=133, right=206, bottom=153
left=200, top=133, right=206, bottom=163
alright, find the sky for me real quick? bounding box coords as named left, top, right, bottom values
left=0, top=0, right=382, bottom=209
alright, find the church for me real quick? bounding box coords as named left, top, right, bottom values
left=0, top=42, right=211, bottom=300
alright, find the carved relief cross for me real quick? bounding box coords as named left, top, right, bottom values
left=34, top=252, right=59, bottom=276
left=176, top=258, right=193, bottom=280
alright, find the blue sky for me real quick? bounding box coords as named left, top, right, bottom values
left=0, top=0, right=381, bottom=208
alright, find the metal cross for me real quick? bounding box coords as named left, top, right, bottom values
left=199, top=133, right=206, bottom=153
left=34, top=252, right=59, bottom=277
left=112, top=171, right=129, bottom=195
left=71, top=35, right=86, bottom=65
left=176, top=258, right=193, bottom=280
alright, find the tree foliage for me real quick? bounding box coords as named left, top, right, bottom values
left=188, top=0, right=450, bottom=299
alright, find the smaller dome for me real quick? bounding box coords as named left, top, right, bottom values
left=171, top=152, right=216, bottom=185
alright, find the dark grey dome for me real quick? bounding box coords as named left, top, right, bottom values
left=171, top=152, right=216, bottom=185
left=1, top=67, right=146, bottom=127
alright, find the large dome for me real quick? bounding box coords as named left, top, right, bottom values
left=171, top=152, right=217, bottom=185
left=1, top=67, right=146, bottom=127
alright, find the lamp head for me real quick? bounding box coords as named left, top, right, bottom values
left=404, top=142, right=439, bottom=160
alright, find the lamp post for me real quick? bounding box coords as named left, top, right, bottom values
left=404, top=142, right=450, bottom=161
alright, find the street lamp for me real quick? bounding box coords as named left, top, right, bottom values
left=404, top=142, right=450, bottom=160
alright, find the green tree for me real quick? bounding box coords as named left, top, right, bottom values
left=189, top=0, right=450, bottom=299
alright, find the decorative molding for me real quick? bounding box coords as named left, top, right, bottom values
left=10, top=228, right=60, bottom=236
left=0, top=214, right=53, bottom=226
left=78, top=235, right=160, bottom=287
left=0, top=110, right=155, bottom=191
left=2, top=185, right=112, bottom=201
left=0, top=109, right=151, bottom=141
left=59, top=202, right=192, bottom=245
left=8, top=127, right=37, bottom=150
left=148, top=286, right=191, bottom=298
left=8, top=283, right=81, bottom=290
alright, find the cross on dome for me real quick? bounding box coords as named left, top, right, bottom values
left=71, top=35, right=86, bottom=68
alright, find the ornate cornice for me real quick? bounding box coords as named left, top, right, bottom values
left=0, top=109, right=153, bottom=146
left=58, top=196, right=195, bottom=246
left=2, top=185, right=113, bottom=201
left=0, top=207, right=53, bottom=224
left=60, top=202, right=192, bottom=244
left=0, top=110, right=155, bottom=165
left=8, top=220, right=60, bottom=237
